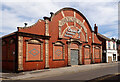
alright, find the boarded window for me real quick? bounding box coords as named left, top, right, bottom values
left=53, top=41, right=65, bottom=60
left=84, top=48, right=90, bottom=59
left=26, top=39, right=43, bottom=61
left=27, top=44, right=41, bottom=61
left=53, top=46, right=63, bottom=60
left=94, top=47, right=100, bottom=59
left=84, top=45, right=91, bottom=65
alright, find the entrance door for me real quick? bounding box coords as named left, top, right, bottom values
left=71, top=50, right=79, bottom=65
left=108, top=56, right=112, bottom=62
left=113, top=54, right=116, bottom=61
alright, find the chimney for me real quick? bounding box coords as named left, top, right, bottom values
left=50, top=12, right=54, bottom=17
left=24, top=23, right=27, bottom=27
left=94, top=24, right=98, bottom=34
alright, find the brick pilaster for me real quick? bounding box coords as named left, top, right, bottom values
left=18, top=36, right=23, bottom=71
left=44, top=17, right=49, bottom=68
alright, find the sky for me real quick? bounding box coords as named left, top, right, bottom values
left=0, top=0, right=119, bottom=39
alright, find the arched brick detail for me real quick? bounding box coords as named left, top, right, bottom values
left=67, top=40, right=82, bottom=65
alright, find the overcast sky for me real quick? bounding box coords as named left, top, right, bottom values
left=0, top=0, right=119, bottom=39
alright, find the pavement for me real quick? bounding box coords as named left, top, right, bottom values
left=0, top=61, right=119, bottom=80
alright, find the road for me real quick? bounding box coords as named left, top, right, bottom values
left=30, top=63, right=119, bottom=80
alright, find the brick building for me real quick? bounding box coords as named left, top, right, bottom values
left=2, top=7, right=102, bottom=72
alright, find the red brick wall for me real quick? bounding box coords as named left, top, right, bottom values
left=94, top=34, right=102, bottom=44
left=2, top=35, right=16, bottom=71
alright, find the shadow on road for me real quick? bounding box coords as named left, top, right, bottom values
left=87, top=74, right=120, bottom=82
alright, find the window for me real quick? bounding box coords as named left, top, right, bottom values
left=84, top=45, right=91, bottom=65
left=2, top=40, right=6, bottom=46
left=113, top=54, right=116, bottom=61
left=26, top=39, right=43, bottom=61
left=53, top=41, right=65, bottom=60
left=113, top=42, right=115, bottom=50
left=108, top=41, right=110, bottom=49
left=94, top=46, right=100, bottom=59
left=84, top=45, right=90, bottom=59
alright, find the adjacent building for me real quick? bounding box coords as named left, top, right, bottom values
left=97, top=33, right=118, bottom=63
left=2, top=7, right=103, bottom=72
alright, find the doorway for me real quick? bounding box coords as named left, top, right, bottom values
left=71, top=50, right=79, bottom=65
left=113, top=54, right=116, bottom=61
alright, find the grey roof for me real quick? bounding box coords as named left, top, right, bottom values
left=97, top=33, right=113, bottom=41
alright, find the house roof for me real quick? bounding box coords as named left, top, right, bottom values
left=97, top=33, right=113, bottom=41
left=1, top=31, right=17, bottom=39
left=1, top=31, right=51, bottom=39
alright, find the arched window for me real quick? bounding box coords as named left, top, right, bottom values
left=84, top=45, right=91, bottom=59
left=9, top=39, right=15, bottom=44
left=94, top=46, right=101, bottom=59
left=2, top=40, right=6, bottom=46
left=53, top=41, right=65, bottom=60
left=84, top=45, right=91, bottom=64
left=26, top=39, right=43, bottom=61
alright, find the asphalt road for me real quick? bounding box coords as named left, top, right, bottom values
left=33, top=63, right=119, bottom=80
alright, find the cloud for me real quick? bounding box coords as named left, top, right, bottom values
left=74, top=2, right=118, bottom=39
left=103, top=29, right=118, bottom=39
left=1, top=7, right=37, bottom=35
left=1, top=0, right=119, bottom=39
left=77, top=2, right=118, bottom=26
left=1, top=0, right=119, bottom=2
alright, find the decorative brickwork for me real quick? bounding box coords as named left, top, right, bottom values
left=58, top=16, right=88, bottom=42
